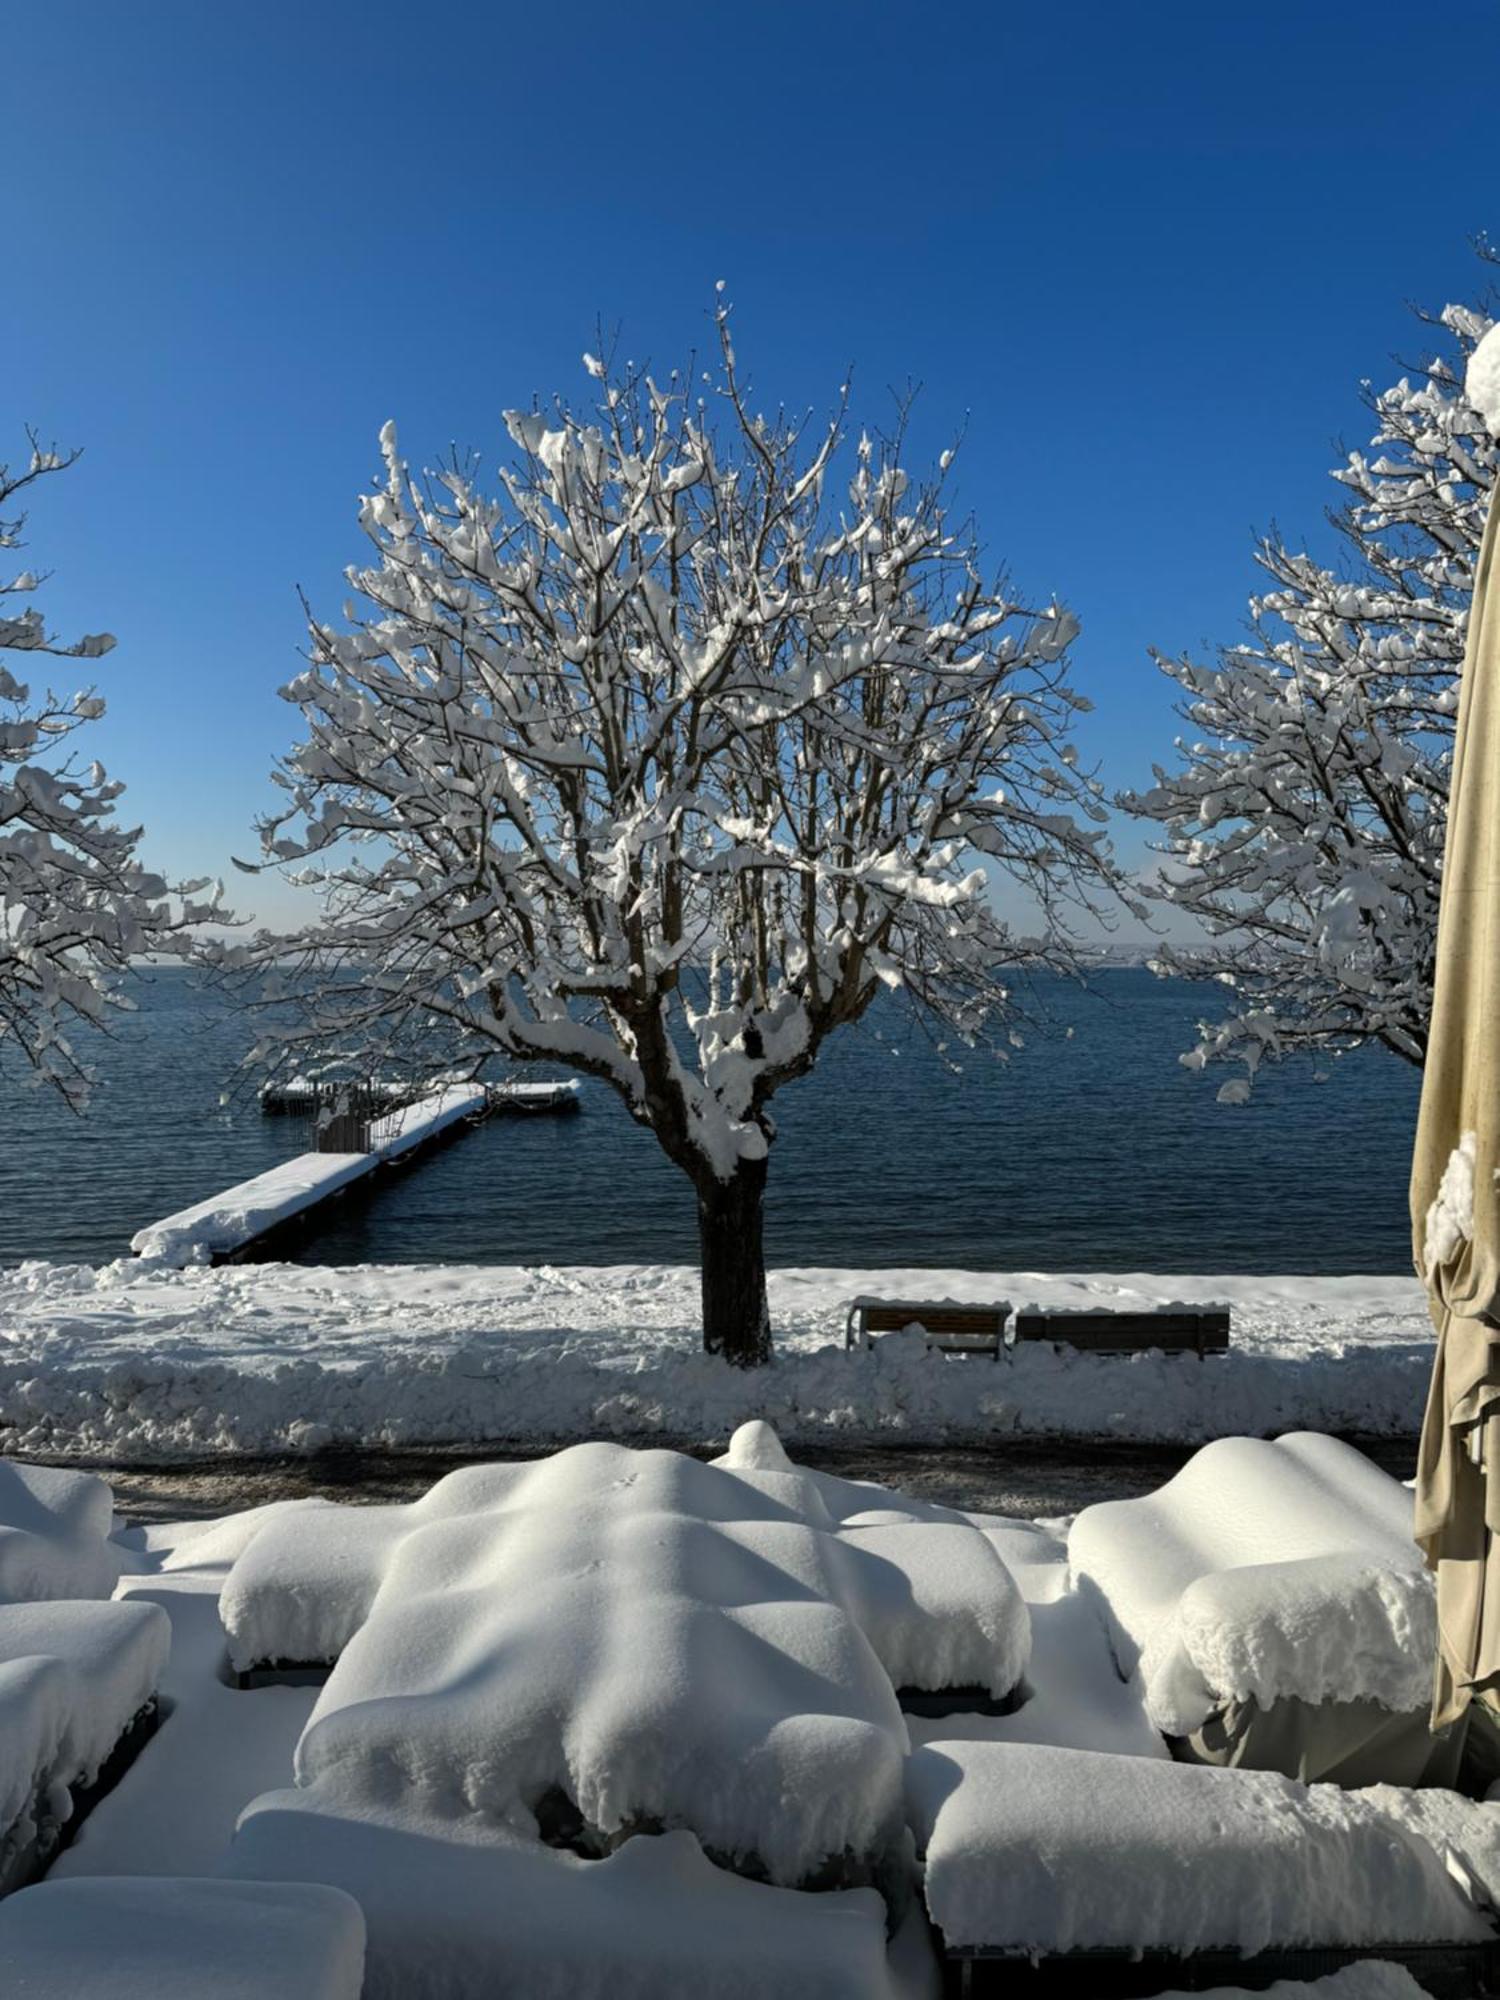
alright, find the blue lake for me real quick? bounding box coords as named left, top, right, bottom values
left=0, top=966, right=1423, bottom=1273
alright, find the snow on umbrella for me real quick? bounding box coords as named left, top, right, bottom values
left=1412, top=320, right=1500, bottom=1729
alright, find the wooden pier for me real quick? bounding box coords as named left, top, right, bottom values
left=257, top=1076, right=581, bottom=1117
left=132, top=1078, right=579, bottom=1266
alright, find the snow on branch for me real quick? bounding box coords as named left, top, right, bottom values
left=228, top=309, right=1125, bottom=1182
left=0, top=433, right=222, bottom=1108
left=1124, top=283, right=1498, bottom=1091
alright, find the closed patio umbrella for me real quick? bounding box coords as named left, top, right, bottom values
left=1412, top=328, right=1500, bottom=1730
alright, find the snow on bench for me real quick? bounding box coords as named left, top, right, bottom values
left=226, top=1793, right=917, bottom=2000
left=0, top=1876, right=365, bottom=1999
left=0, top=1598, right=170, bottom=1892
left=905, top=1741, right=1494, bottom=1960
left=132, top=1086, right=487, bottom=1264
left=0, top=1459, right=120, bottom=1604
left=1067, top=1432, right=1432, bottom=1738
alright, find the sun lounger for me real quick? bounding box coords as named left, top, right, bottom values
left=906, top=1740, right=1500, bottom=1998
left=1068, top=1433, right=1454, bottom=1787
left=0, top=1876, right=366, bottom=1999
left=0, top=1598, right=170, bottom=1894
left=227, top=1788, right=921, bottom=1999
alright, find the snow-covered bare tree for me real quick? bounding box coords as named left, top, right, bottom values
left=0, top=433, right=218, bottom=1108
left=237, top=311, right=1122, bottom=1364
left=1123, top=276, right=1497, bottom=1099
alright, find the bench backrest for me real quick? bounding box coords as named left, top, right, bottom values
left=858, top=1304, right=1009, bottom=1337
left=1012, top=1307, right=1230, bottom=1353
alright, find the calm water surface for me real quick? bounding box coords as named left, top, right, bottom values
left=0, top=967, right=1423, bottom=1273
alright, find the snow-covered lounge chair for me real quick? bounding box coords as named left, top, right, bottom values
left=226, top=1791, right=927, bottom=2000
left=0, top=1459, right=121, bottom=1604
left=906, top=1740, right=1500, bottom=1998
left=0, top=1876, right=365, bottom=1999
left=1068, top=1433, right=1453, bottom=1787
left=0, top=1598, right=170, bottom=1894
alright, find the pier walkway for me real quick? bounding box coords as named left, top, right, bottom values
left=132, top=1085, right=489, bottom=1265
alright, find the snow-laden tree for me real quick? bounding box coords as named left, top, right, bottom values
left=0, top=433, right=217, bottom=1108
left=1123, top=284, right=1497, bottom=1100
left=237, top=313, right=1122, bottom=1363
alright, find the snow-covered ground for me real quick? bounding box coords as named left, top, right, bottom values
left=0, top=1261, right=1433, bottom=1460
left=8, top=1423, right=1489, bottom=1998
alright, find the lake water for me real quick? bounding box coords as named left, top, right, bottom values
left=0, top=967, right=1423, bottom=1274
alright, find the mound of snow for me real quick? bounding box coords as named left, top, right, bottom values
left=225, top=1426, right=1030, bottom=1705
left=0, top=1459, right=120, bottom=1603
left=228, top=1790, right=922, bottom=2000
left=289, top=1443, right=914, bottom=1890
left=1068, top=1433, right=1430, bottom=1732
left=1151, top=1966, right=1431, bottom=2000
left=0, top=1876, right=366, bottom=1999
left=906, top=1741, right=1492, bottom=1955
left=0, top=1599, right=169, bottom=1787
left=834, top=1522, right=1029, bottom=1698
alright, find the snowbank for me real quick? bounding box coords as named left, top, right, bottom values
left=0, top=1876, right=366, bottom=2000
left=0, top=1261, right=1436, bottom=1458
left=1068, top=1433, right=1431, bottom=1733
left=906, top=1741, right=1492, bottom=1955
left=0, top=1458, right=120, bottom=1602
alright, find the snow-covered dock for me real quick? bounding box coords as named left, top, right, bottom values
left=257, top=1075, right=579, bottom=1115
left=131, top=1086, right=488, bottom=1266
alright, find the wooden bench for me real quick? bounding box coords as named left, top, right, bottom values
left=1012, top=1306, right=1230, bottom=1356
left=845, top=1298, right=1011, bottom=1360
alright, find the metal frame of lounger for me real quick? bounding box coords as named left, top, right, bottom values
left=941, top=1937, right=1500, bottom=1998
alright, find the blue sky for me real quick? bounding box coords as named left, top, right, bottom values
left=10, top=0, right=1499, bottom=933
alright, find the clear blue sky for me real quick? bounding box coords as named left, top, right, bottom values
left=11, top=0, right=1498, bottom=932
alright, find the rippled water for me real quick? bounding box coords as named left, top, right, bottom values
left=0, top=967, right=1423, bottom=1273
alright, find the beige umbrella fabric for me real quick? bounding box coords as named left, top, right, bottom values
left=1412, top=476, right=1500, bottom=1730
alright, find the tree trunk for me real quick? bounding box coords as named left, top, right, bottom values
left=697, top=1155, right=772, bottom=1367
